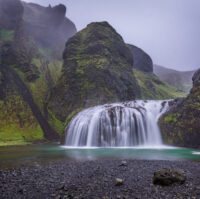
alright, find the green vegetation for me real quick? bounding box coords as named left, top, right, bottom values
left=159, top=70, right=200, bottom=147
left=48, top=22, right=140, bottom=121
left=38, top=48, right=53, bottom=58
left=163, top=114, right=178, bottom=123
left=0, top=29, right=14, bottom=42
left=0, top=95, right=44, bottom=146
left=134, top=69, right=186, bottom=99
left=48, top=110, right=65, bottom=134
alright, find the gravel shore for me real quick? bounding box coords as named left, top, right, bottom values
left=0, top=159, right=200, bottom=199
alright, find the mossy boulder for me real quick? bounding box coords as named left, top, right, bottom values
left=48, top=22, right=140, bottom=120
left=159, top=69, right=200, bottom=148
left=153, top=168, right=186, bottom=186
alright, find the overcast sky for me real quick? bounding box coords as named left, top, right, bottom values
left=23, top=0, right=200, bottom=71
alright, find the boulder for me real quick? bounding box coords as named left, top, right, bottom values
left=115, top=178, right=124, bottom=186
left=153, top=168, right=186, bottom=186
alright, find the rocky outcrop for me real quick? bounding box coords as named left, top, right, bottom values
left=48, top=22, right=141, bottom=121
left=0, top=0, right=40, bottom=82
left=0, top=0, right=23, bottom=30
left=159, top=69, right=200, bottom=148
left=128, top=44, right=153, bottom=73
left=22, top=2, right=77, bottom=58
left=0, top=0, right=69, bottom=143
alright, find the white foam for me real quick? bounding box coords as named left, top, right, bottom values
left=192, top=151, right=200, bottom=155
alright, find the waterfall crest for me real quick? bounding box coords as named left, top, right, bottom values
left=65, top=100, right=170, bottom=147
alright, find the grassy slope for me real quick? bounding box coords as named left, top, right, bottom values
left=134, top=69, right=186, bottom=99
left=154, top=64, right=194, bottom=93
left=0, top=43, right=65, bottom=146
left=0, top=95, right=44, bottom=146
left=0, top=29, right=14, bottom=42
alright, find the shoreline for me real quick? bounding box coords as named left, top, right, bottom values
left=0, top=159, right=200, bottom=198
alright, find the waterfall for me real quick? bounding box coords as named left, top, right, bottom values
left=65, top=100, right=170, bottom=147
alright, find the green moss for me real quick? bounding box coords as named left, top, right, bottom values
left=48, top=61, right=62, bottom=85
left=48, top=110, right=65, bottom=134
left=133, top=69, right=186, bottom=99
left=0, top=124, right=43, bottom=143
left=0, top=29, right=14, bottom=41
left=0, top=94, right=44, bottom=144
left=0, top=140, right=28, bottom=147
left=49, top=22, right=140, bottom=120
left=164, top=114, right=178, bottom=123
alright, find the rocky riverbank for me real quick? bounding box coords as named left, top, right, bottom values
left=0, top=159, right=200, bottom=199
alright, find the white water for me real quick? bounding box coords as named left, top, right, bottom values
left=65, top=100, right=170, bottom=147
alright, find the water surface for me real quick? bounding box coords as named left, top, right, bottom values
left=0, top=144, right=200, bottom=169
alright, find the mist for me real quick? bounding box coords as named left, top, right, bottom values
left=23, top=0, right=200, bottom=71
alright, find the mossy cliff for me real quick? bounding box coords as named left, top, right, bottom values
left=159, top=69, right=200, bottom=148
left=48, top=22, right=141, bottom=121
left=22, top=2, right=77, bottom=59
left=0, top=0, right=66, bottom=145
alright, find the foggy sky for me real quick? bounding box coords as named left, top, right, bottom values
left=23, top=0, right=200, bottom=71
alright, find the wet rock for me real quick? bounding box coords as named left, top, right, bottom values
left=153, top=168, right=186, bottom=186
left=115, top=178, right=124, bottom=186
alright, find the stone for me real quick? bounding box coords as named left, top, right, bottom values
left=115, top=178, right=124, bottom=186
left=119, top=160, right=127, bottom=167
left=153, top=168, right=186, bottom=186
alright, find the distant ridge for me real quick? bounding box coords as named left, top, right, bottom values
left=154, top=64, right=195, bottom=93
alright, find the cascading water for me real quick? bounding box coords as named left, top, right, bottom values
left=65, top=100, right=170, bottom=147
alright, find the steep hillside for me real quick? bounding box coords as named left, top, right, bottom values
left=128, top=44, right=153, bottom=73
left=0, top=0, right=75, bottom=145
left=159, top=69, right=200, bottom=148
left=0, top=1, right=188, bottom=146
left=128, top=45, right=185, bottom=99
left=154, top=64, right=195, bottom=93
left=22, top=2, right=77, bottom=58
left=134, top=69, right=186, bottom=99
left=48, top=22, right=141, bottom=121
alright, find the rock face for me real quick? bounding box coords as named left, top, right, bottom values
left=0, top=0, right=23, bottom=30
left=0, top=0, right=78, bottom=143
left=0, top=0, right=40, bottom=82
left=128, top=44, right=153, bottom=73
left=154, top=64, right=194, bottom=93
left=159, top=68, right=200, bottom=148
left=48, top=22, right=140, bottom=120
left=22, top=2, right=77, bottom=58
left=153, top=168, right=186, bottom=186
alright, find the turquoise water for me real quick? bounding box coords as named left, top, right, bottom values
left=0, top=144, right=200, bottom=168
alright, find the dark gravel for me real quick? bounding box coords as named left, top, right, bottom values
left=0, top=159, right=200, bottom=199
